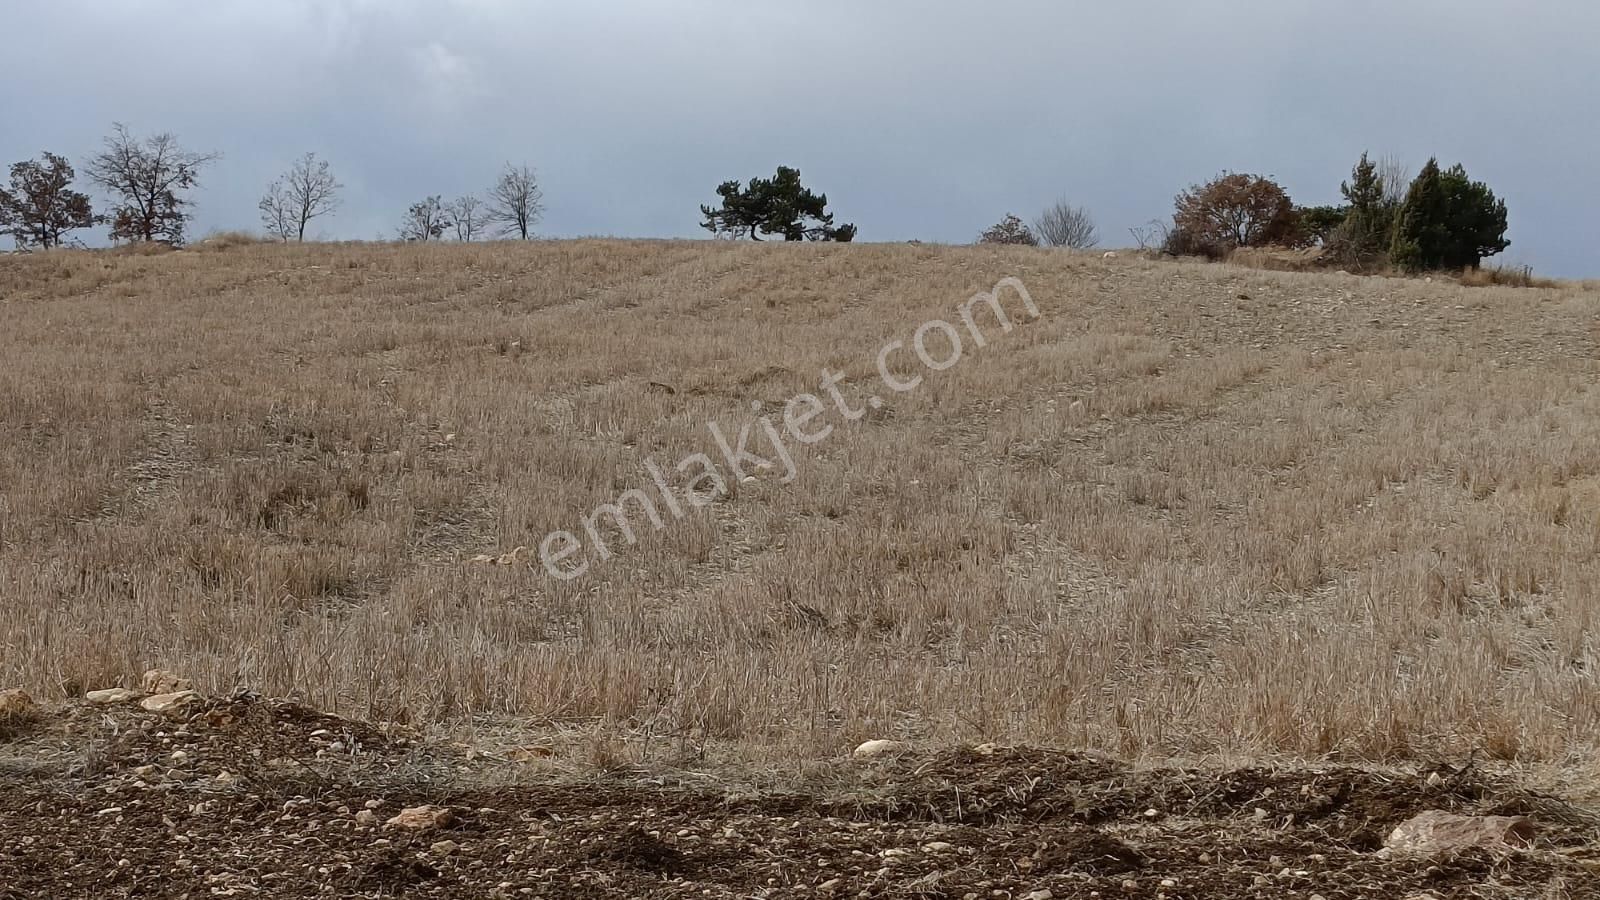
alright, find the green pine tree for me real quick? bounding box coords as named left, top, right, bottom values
left=1338, top=152, right=1394, bottom=262
left=700, top=166, right=855, bottom=242
left=1391, top=159, right=1446, bottom=271
left=1436, top=164, right=1510, bottom=269
left=1391, top=159, right=1509, bottom=271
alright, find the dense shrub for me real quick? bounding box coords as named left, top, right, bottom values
left=1168, top=173, right=1301, bottom=258
left=978, top=214, right=1039, bottom=246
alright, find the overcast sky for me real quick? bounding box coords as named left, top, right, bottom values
left=5, top=0, right=1594, bottom=275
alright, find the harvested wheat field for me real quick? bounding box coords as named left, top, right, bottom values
left=2, top=240, right=1599, bottom=897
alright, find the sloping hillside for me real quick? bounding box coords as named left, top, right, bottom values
left=3, top=241, right=1600, bottom=765
left=4, top=241, right=1600, bottom=896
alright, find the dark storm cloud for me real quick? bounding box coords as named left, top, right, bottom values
left=4, top=0, right=1594, bottom=275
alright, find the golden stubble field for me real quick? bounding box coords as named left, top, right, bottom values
left=3, top=238, right=1599, bottom=774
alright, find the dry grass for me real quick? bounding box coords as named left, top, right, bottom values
left=1224, top=245, right=1327, bottom=272
left=1459, top=263, right=1562, bottom=290
left=2, top=240, right=1599, bottom=770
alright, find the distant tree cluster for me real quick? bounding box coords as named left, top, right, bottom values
left=973, top=203, right=1099, bottom=250
left=0, top=123, right=1516, bottom=281
left=0, top=123, right=553, bottom=252
left=1153, top=153, right=1510, bottom=272
left=397, top=164, right=545, bottom=242
left=1, top=124, right=218, bottom=250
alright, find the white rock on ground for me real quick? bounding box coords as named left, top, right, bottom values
left=140, top=690, right=200, bottom=714
left=385, top=805, right=457, bottom=830
left=141, top=669, right=192, bottom=695
left=852, top=739, right=908, bottom=759
left=1385, top=810, right=1535, bottom=855
left=85, top=688, right=144, bottom=705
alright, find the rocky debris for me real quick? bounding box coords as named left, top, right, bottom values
left=139, top=690, right=200, bottom=714
left=1384, top=810, right=1536, bottom=856
left=85, top=687, right=144, bottom=705
left=141, top=669, right=192, bottom=695
left=853, top=739, right=908, bottom=759
left=0, top=708, right=1594, bottom=898
left=0, top=688, right=36, bottom=719
left=385, top=805, right=457, bottom=830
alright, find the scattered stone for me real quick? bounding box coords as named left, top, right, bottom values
left=85, top=688, right=143, bottom=705
left=386, top=805, right=457, bottom=830
left=141, top=669, right=192, bottom=695
left=922, top=841, right=954, bottom=853
left=1385, top=810, right=1535, bottom=855
left=141, top=690, right=200, bottom=714
left=852, top=739, right=908, bottom=759
left=430, top=839, right=460, bottom=856
left=355, top=810, right=378, bottom=826
left=0, top=688, right=36, bottom=719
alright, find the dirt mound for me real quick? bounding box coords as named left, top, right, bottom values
left=1, top=701, right=1596, bottom=898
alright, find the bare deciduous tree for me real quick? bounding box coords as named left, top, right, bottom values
left=1032, top=200, right=1099, bottom=249
left=1377, top=154, right=1411, bottom=206
left=260, top=153, right=341, bottom=242
left=0, top=152, right=96, bottom=250
left=447, top=195, right=486, bottom=241
left=258, top=181, right=294, bottom=243
left=84, top=123, right=218, bottom=245
left=1129, top=219, right=1169, bottom=252
left=398, top=196, right=447, bottom=242
left=487, top=164, right=544, bottom=240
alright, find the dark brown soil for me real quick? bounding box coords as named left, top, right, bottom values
left=1, top=696, right=1596, bottom=898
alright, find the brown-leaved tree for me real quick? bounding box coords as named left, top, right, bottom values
left=0, top=152, right=96, bottom=250
left=1168, top=172, right=1300, bottom=258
